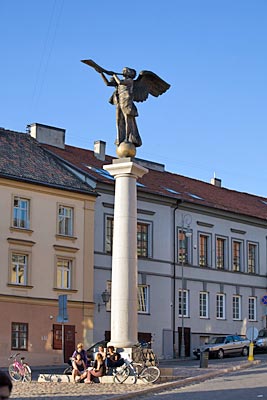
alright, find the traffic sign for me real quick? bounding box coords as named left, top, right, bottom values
left=261, top=295, right=267, bottom=305
left=246, top=326, right=258, bottom=341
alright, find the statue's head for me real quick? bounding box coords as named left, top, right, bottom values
left=122, top=67, right=136, bottom=79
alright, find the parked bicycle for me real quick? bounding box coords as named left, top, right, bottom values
left=113, top=355, right=160, bottom=384
left=8, top=353, right=32, bottom=382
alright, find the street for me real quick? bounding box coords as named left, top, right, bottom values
left=131, top=362, right=267, bottom=400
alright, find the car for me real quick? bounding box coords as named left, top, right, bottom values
left=193, top=335, right=250, bottom=359
left=87, top=340, right=108, bottom=362
left=253, top=329, right=267, bottom=352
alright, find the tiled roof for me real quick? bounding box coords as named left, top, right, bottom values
left=0, top=129, right=95, bottom=195
left=43, top=143, right=267, bottom=221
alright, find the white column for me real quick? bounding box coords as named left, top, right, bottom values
left=104, top=159, right=148, bottom=347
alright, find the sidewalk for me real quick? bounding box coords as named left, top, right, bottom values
left=8, top=358, right=263, bottom=400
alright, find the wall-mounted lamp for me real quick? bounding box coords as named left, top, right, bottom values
left=98, top=289, right=111, bottom=312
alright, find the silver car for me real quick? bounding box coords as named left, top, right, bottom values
left=193, top=335, right=250, bottom=359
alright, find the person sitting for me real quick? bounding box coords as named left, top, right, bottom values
left=71, top=342, right=88, bottom=367
left=106, top=345, right=124, bottom=370
left=85, top=353, right=106, bottom=384
left=0, top=371, right=12, bottom=399
left=72, top=353, right=87, bottom=383
left=97, top=345, right=106, bottom=360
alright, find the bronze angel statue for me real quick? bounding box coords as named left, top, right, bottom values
left=82, top=60, right=170, bottom=149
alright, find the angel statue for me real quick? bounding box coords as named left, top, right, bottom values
left=82, top=60, right=170, bottom=152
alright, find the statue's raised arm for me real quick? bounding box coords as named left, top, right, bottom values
left=82, top=60, right=171, bottom=157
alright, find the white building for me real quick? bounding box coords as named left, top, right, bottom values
left=32, top=123, right=267, bottom=358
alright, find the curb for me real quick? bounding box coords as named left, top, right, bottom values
left=108, top=360, right=261, bottom=400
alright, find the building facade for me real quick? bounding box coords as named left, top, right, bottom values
left=36, top=123, right=267, bottom=359
left=0, top=128, right=97, bottom=366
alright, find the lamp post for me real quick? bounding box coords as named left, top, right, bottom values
left=180, top=214, right=192, bottom=358
left=98, top=289, right=111, bottom=312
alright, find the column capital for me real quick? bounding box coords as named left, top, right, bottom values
left=104, top=159, right=148, bottom=179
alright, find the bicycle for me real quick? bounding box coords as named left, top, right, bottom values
left=113, top=359, right=160, bottom=384
left=8, top=353, right=32, bottom=382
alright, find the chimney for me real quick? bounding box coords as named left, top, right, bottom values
left=28, top=123, right=65, bottom=149
left=210, top=177, right=222, bottom=187
left=94, top=140, right=106, bottom=161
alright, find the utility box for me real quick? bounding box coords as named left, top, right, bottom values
left=200, top=350, right=209, bottom=368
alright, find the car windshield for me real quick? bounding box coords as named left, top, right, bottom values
left=209, top=337, right=226, bottom=344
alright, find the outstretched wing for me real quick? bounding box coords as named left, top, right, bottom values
left=133, top=71, right=170, bottom=103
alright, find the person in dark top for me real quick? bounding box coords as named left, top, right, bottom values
left=72, top=353, right=86, bottom=383
left=85, top=353, right=106, bottom=383
left=106, top=345, right=124, bottom=368
left=71, top=342, right=88, bottom=367
left=0, top=371, right=12, bottom=399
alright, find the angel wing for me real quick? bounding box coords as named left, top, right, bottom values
left=133, top=71, right=170, bottom=103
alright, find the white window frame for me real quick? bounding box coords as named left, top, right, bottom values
left=198, top=232, right=212, bottom=267
left=13, top=196, right=30, bottom=229
left=247, top=242, right=258, bottom=274
left=137, top=221, right=152, bottom=258
left=56, top=258, right=73, bottom=289
left=233, top=295, right=241, bottom=320
left=138, top=285, right=150, bottom=314
left=199, top=291, right=209, bottom=318
left=248, top=296, right=257, bottom=321
left=216, top=293, right=226, bottom=319
left=11, top=253, right=28, bottom=285
left=105, top=281, right=150, bottom=314
left=58, top=205, right=74, bottom=236
left=178, top=289, right=189, bottom=317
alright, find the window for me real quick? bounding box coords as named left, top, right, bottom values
left=178, top=289, right=189, bottom=317
left=11, top=253, right=28, bottom=285
left=199, top=234, right=211, bottom=267
left=11, top=323, right=28, bottom=350
left=248, top=297, right=257, bottom=321
left=232, top=240, right=242, bottom=271
left=233, top=295, right=241, bottom=320
left=105, top=216, right=114, bottom=254
left=178, top=229, right=192, bottom=264
left=216, top=237, right=226, bottom=269
left=56, top=259, right=72, bottom=289
left=138, top=285, right=150, bottom=313
left=216, top=293, right=226, bottom=319
left=58, top=206, right=73, bottom=236
left=137, top=223, right=149, bottom=257
left=106, top=281, right=150, bottom=314
left=199, top=292, right=209, bottom=318
left=248, top=243, right=257, bottom=274
left=105, top=216, right=151, bottom=257
left=13, top=197, right=30, bottom=229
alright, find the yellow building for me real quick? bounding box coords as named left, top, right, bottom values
left=0, top=128, right=97, bottom=366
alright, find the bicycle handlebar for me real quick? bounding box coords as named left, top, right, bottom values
left=9, top=353, right=21, bottom=360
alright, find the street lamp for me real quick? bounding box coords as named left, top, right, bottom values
left=180, top=214, right=192, bottom=358
left=98, top=289, right=111, bottom=312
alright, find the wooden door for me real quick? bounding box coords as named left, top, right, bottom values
left=64, top=325, right=75, bottom=363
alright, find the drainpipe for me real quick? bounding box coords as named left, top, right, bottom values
left=172, top=200, right=182, bottom=358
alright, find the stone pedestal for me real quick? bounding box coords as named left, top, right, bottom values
left=104, top=158, right=148, bottom=347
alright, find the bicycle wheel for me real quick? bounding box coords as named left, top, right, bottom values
left=140, top=366, right=160, bottom=383
left=23, top=364, right=32, bottom=382
left=63, top=366, right=72, bottom=375
left=9, top=364, right=22, bottom=382
left=113, top=365, right=131, bottom=384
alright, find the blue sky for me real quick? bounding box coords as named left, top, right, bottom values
left=1, top=0, right=267, bottom=196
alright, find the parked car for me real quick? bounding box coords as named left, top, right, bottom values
left=253, top=329, right=267, bottom=352
left=87, top=340, right=108, bottom=362
left=193, top=335, right=250, bottom=359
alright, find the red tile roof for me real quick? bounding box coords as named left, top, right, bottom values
left=0, top=129, right=96, bottom=195
left=43, top=143, right=267, bottom=221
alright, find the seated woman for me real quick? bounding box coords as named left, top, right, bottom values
left=85, top=353, right=106, bottom=384
left=106, top=345, right=124, bottom=369
left=72, top=353, right=87, bottom=383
